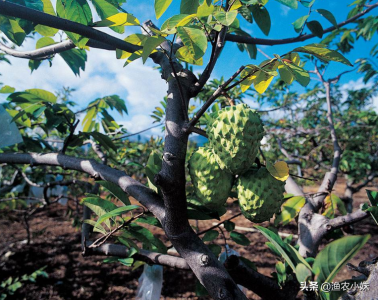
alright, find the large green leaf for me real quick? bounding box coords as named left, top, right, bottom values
left=292, top=15, right=309, bottom=33
left=285, top=61, right=310, bottom=86
left=56, top=0, right=92, bottom=24
left=313, top=235, right=370, bottom=284
left=230, top=231, right=250, bottom=246
left=176, top=46, right=203, bottom=65
left=254, top=225, right=296, bottom=271
left=93, top=13, right=140, bottom=27
left=0, top=16, right=26, bottom=46
left=155, top=0, right=174, bottom=19
left=292, top=44, right=352, bottom=66
left=250, top=4, right=271, bottom=36
left=145, top=150, right=162, bottom=193
left=202, top=230, right=219, bottom=242
left=307, top=20, right=323, bottom=38
left=213, top=10, right=238, bottom=26
left=142, top=36, right=166, bottom=63
left=161, top=14, right=190, bottom=34
left=274, top=196, right=306, bottom=226
left=177, top=26, right=208, bottom=60
left=95, top=205, right=139, bottom=227
left=274, top=0, right=298, bottom=9
left=8, top=89, right=57, bottom=104
left=317, top=9, right=337, bottom=27
left=91, top=0, right=124, bottom=33
left=322, top=194, right=347, bottom=219
left=180, top=0, right=199, bottom=14
left=90, top=132, right=117, bottom=152
left=98, top=181, right=131, bottom=205
left=59, top=48, right=87, bottom=76
left=35, top=0, right=59, bottom=36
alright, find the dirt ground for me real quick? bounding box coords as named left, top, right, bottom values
left=0, top=178, right=377, bottom=300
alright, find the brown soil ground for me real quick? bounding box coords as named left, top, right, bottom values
left=0, top=178, right=377, bottom=300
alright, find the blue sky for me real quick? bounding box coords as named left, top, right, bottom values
left=0, top=0, right=377, bottom=137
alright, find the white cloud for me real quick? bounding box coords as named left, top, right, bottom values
left=118, top=114, right=163, bottom=137
left=341, top=77, right=378, bottom=111
left=280, top=5, right=290, bottom=16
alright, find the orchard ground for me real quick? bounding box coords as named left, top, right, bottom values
left=1, top=177, right=377, bottom=300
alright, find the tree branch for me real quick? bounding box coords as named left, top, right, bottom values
left=0, top=1, right=140, bottom=54
left=84, top=240, right=190, bottom=269
left=327, top=209, right=369, bottom=230
left=192, top=26, right=227, bottom=96
left=224, top=3, right=378, bottom=46
left=0, top=152, right=165, bottom=220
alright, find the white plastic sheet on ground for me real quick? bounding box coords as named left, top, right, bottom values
left=0, top=105, right=23, bottom=148
left=135, top=264, right=163, bottom=300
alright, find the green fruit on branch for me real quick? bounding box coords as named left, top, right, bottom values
left=188, top=147, right=233, bottom=210
left=237, top=167, right=285, bottom=223
left=207, top=103, right=264, bottom=175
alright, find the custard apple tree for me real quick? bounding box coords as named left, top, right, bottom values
left=0, top=0, right=377, bottom=299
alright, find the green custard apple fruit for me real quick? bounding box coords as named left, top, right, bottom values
left=188, top=147, right=233, bottom=210
left=237, top=167, right=285, bottom=223
left=207, top=104, right=264, bottom=175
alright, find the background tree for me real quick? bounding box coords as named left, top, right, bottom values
left=0, top=0, right=378, bottom=299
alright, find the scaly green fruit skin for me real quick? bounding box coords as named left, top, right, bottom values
left=207, top=104, right=264, bottom=175
left=188, top=147, right=233, bottom=210
left=237, top=167, right=285, bottom=223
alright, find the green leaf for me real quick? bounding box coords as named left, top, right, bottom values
left=284, top=61, right=310, bottom=86
left=82, top=196, right=118, bottom=229
left=125, top=224, right=167, bottom=253
left=98, top=181, right=131, bottom=205
left=90, top=131, right=117, bottom=152
left=93, top=13, right=140, bottom=27
left=95, top=205, right=139, bottom=227
left=213, top=10, right=238, bottom=26
left=278, top=63, right=294, bottom=84
left=59, top=48, right=87, bottom=76
left=292, top=44, right=352, bottom=66
left=276, top=261, right=287, bottom=285
left=300, top=0, right=315, bottom=8
left=292, top=15, right=309, bottom=33
left=118, top=257, right=134, bottom=266
left=56, top=0, right=92, bottom=25
left=180, top=0, right=199, bottom=14
left=83, top=219, right=107, bottom=234
left=0, top=85, right=15, bottom=94
left=253, top=70, right=274, bottom=94
left=274, top=196, right=306, bottom=226
left=34, top=0, right=59, bottom=36
left=197, top=1, right=215, bottom=18
left=230, top=231, right=250, bottom=246
left=322, top=194, right=347, bottom=219
left=142, top=36, right=166, bottom=64
left=176, top=46, right=203, bottom=65
left=91, top=0, right=124, bottom=33
left=145, top=150, right=162, bottom=193
left=274, top=0, right=298, bottom=9
left=296, top=263, right=312, bottom=283
left=238, top=6, right=253, bottom=23
left=155, top=0, right=174, bottom=19
left=366, top=189, right=378, bottom=206
left=307, top=20, right=323, bottom=38
left=36, top=37, right=55, bottom=48
left=317, top=9, right=337, bottom=27
left=0, top=17, right=26, bottom=46
left=223, top=220, right=235, bottom=232
left=161, top=14, right=190, bottom=34
left=8, top=89, right=57, bottom=103
left=208, top=244, right=222, bottom=257
left=250, top=4, right=271, bottom=36
left=177, top=26, right=208, bottom=60
left=254, top=225, right=296, bottom=271
left=202, top=230, right=219, bottom=242
left=313, top=235, right=370, bottom=284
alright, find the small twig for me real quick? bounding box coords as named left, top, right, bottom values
left=197, top=212, right=242, bottom=236
left=112, top=123, right=162, bottom=141
left=88, top=211, right=145, bottom=248
left=61, top=120, right=79, bottom=154
left=187, top=126, right=208, bottom=138
left=188, top=66, right=246, bottom=127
